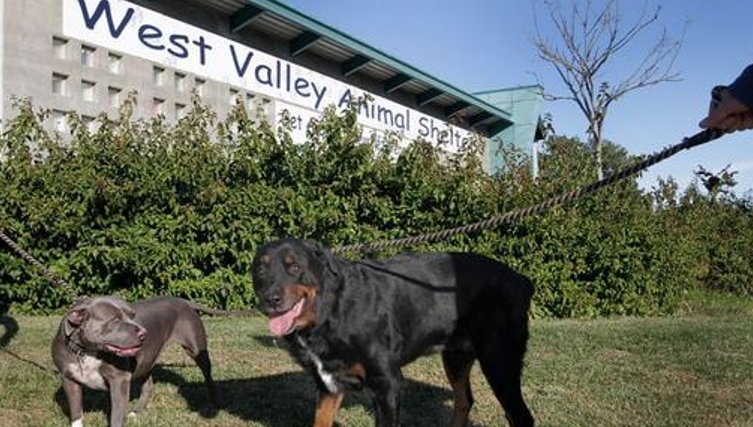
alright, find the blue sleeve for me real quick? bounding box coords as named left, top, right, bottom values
left=728, top=64, right=753, bottom=110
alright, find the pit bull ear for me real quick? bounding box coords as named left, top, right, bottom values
left=64, top=297, right=90, bottom=336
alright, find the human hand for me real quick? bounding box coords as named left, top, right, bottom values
left=699, top=88, right=753, bottom=132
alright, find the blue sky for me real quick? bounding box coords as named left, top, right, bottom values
left=279, top=0, right=753, bottom=196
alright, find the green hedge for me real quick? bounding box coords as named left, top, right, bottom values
left=1, top=97, right=750, bottom=315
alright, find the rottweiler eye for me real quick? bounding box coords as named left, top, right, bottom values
left=287, top=263, right=303, bottom=275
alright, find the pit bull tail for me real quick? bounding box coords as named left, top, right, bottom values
left=186, top=301, right=257, bottom=317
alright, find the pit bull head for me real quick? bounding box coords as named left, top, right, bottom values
left=64, top=296, right=147, bottom=357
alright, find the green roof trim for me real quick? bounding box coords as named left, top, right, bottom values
left=474, top=84, right=543, bottom=96
left=237, top=0, right=514, bottom=127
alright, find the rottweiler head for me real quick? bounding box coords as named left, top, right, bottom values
left=252, top=238, right=334, bottom=337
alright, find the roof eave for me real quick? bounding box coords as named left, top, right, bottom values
left=233, top=0, right=514, bottom=129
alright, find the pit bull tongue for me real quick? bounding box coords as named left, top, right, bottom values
left=104, top=344, right=142, bottom=357
left=269, top=299, right=305, bottom=336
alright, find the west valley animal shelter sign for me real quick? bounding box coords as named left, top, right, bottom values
left=64, top=0, right=475, bottom=150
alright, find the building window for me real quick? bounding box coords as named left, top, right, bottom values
left=53, top=37, right=68, bottom=59
left=52, top=73, right=68, bottom=95
left=81, top=45, right=96, bottom=67
left=81, top=80, right=96, bottom=102
left=52, top=110, right=68, bottom=133
left=152, top=98, right=164, bottom=116
left=194, top=78, right=205, bottom=97
left=259, top=96, right=272, bottom=117
left=229, top=88, right=239, bottom=106
left=245, top=92, right=256, bottom=110
left=108, top=53, right=122, bottom=74
left=153, top=66, right=165, bottom=86
left=108, top=86, right=122, bottom=108
left=175, top=103, right=186, bottom=120
left=82, top=115, right=97, bottom=132
left=174, top=72, right=186, bottom=92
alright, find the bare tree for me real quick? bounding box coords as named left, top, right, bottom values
left=695, top=164, right=738, bottom=202
left=533, top=0, right=684, bottom=179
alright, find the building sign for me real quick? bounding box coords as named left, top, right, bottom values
left=63, top=0, right=475, bottom=151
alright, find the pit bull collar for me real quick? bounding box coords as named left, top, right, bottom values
left=64, top=329, right=95, bottom=359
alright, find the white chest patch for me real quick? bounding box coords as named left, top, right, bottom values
left=67, top=355, right=107, bottom=391
left=296, top=336, right=339, bottom=394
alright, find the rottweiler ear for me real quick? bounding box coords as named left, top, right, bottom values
left=302, top=239, right=327, bottom=255
left=64, top=297, right=90, bottom=337
left=302, top=239, right=338, bottom=276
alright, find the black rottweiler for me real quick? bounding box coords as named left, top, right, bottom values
left=252, top=238, right=534, bottom=427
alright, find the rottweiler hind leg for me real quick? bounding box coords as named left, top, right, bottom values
left=441, top=348, right=475, bottom=427
left=473, top=317, right=534, bottom=427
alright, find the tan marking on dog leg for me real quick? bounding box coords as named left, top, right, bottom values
left=313, top=391, right=344, bottom=427
left=342, top=362, right=366, bottom=382
left=442, top=352, right=475, bottom=427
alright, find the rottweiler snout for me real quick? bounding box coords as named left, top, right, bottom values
left=263, top=291, right=284, bottom=311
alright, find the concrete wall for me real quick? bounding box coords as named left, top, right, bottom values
left=0, top=0, right=450, bottom=132
left=128, top=0, right=449, bottom=121
left=1, top=0, right=273, bottom=129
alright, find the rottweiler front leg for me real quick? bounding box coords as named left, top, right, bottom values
left=313, top=390, right=344, bottom=427
left=369, top=370, right=403, bottom=427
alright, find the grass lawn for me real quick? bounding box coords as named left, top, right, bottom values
left=1, top=291, right=751, bottom=426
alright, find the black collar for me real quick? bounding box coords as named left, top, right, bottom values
left=64, top=331, right=96, bottom=358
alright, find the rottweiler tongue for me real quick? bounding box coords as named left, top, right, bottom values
left=269, top=299, right=305, bottom=336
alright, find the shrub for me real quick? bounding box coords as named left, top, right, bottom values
left=0, top=98, right=750, bottom=315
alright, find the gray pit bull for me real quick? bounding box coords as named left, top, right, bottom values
left=51, top=296, right=218, bottom=427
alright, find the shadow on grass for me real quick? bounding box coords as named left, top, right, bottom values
left=154, top=366, right=471, bottom=427
left=0, top=315, right=52, bottom=374
left=50, top=362, right=487, bottom=426
left=52, top=369, right=221, bottom=422
left=54, top=384, right=110, bottom=420
left=48, top=331, right=485, bottom=427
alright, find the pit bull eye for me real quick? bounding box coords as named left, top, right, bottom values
left=288, top=264, right=303, bottom=275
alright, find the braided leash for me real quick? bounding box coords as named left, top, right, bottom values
left=0, top=230, right=70, bottom=289
left=334, top=127, right=726, bottom=254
